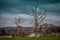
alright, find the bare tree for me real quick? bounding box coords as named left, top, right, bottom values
left=13, top=17, right=24, bottom=37
left=14, top=17, right=23, bottom=27
left=28, top=7, right=46, bottom=37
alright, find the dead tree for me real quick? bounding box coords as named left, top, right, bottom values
left=14, top=18, right=23, bottom=27
left=12, top=18, right=23, bottom=37
left=28, top=7, right=46, bottom=37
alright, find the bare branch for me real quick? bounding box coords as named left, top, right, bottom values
left=38, top=15, right=43, bottom=20
left=15, top=17, right=17, bottom=21
left=14, top=17, right=23, bottom=27
left=38, top=9, right=46, bottom=20
left=38, top=15, right=46, bottom=25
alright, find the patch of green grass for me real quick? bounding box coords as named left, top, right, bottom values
left=0, top=37, right=60, bottom=40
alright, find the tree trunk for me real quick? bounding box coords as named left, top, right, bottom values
left=34, top=13, right=38, bottom=37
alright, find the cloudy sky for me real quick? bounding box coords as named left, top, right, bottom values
left=0, top=0, right=60, bottom=27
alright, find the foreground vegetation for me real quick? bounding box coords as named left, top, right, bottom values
left=0, top=37, right=60, bottom=40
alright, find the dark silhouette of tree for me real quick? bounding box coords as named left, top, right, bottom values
left=0, top=28, right=3, bottom=36
left=2, top=28, right=5, bottom=35
left=0, top=28, right=5, bottom=36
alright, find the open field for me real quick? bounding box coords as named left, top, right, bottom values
left=0, top=37, right=60, bottom=40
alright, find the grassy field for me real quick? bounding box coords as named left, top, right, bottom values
left=0, top=37, right=60, bottom=40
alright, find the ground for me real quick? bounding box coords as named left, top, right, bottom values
left=0, top=37, right=60, bottom=40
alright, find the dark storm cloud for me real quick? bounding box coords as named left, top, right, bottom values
left=0, top=0, right=20, bottom=9
left=0, top=0, right=60, bottom=8
left=0, top=0, right=60, bottom=14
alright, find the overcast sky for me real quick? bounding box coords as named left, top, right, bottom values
left=0, top=0, right=60, bottom=27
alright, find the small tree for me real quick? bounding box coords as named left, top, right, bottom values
left=28, top=7, right=46, bottom=37
left=14, top=18, right=22, bottom=27
left=13, top=17, right=24, bottom=37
